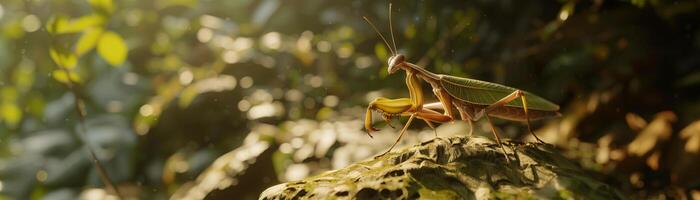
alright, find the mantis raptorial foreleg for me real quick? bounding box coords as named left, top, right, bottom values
left=365, top=70, right=453, bottom=146
left=475, top=90, right=546, bottom=144
left=365, top=97, right=452, bottom=157
left=365, top=98, right=452, bottom=136
left=383, top=115, right=397, bottom=129
left=365, top=97, right=412, bottom=136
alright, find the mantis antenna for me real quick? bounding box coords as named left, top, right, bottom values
left=363, top=16, right=395, bottom=55
left=389, top=3, right=398, bottom=53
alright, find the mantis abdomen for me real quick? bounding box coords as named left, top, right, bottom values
left=453, top=101, right=560, bottom=122
left=439, top=75, right=559, bottom=112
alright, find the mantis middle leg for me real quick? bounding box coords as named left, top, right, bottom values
left=375, top=106, right=452, bottom=157
left=424, top=101, right=475, bottom=137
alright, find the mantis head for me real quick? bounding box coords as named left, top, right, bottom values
left=388, top=54, right=405, bottom=74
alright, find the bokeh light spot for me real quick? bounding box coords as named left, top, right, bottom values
left=559, top=11, right=570, bottom=21
left=261, top=32, right=282, bottom=50
left=233, top=37, right=254, bottom=51
left=323, top=95, right=339, bottom=107
left=36, top=170, right=48, bottom=182
left=200, top=15, right=223, bottom=29
left=222, top=50, right=240, bottom=64
left=308, top=76, right=323, bottom=88
left=179, top=70, right=194, bottom=85
left=139, top=104, right=154, bottom=116
left=239, top=76, right=253, bottom=88
left=279, top=143, right=293, bottom=154
left=122, top=72, right=139, bottom=85
left=317, top=41, right=331, bottom=52
left=296, top=31, right=313, bottom=52
left=285, top=89, right=303, bottom=102
left=238, top=100, right=251, bottom=111
left=22, top=15, right=41, bottom=32
left=355, top=56, right=373, bottom=69
left=335, top=43, right=354, bottom=58
left=197, top=28, right=213, bottom=43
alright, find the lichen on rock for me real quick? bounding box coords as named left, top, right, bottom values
left=259, top=136, right=625, bottom=199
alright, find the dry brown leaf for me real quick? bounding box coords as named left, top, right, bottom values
left=646, top=150, right=661, bottom=171
left=626, top=111, right=676, bottom=156
left=626, top=113, right=647, bottom=131
left=610, top=149, right=626, bottom=161
left=680, top=121, right=700, bottom=153
left=630, top=172, right=644, bottom=188
left=538, top=93, right=596, bottom=145
left=692, top=190, right=700, bottom=200
left=596, top=133, right=615, bottom=164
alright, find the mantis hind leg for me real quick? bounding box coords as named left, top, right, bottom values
left=477, top=90, right=546, bottom=144
left=519, top=93, right=546, bottom=143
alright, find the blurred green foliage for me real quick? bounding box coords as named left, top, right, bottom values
left=1, top=0, right=700, bottom=199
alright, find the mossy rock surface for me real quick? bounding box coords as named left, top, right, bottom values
left=259, top=136, right=625, bottom=200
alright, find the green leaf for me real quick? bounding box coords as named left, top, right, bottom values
left=46, top=16, right=68, bottom=34
left=51, top=69, right=82, bottom=84
left=2, top=19, right=25, bottom=39
left=75, top=28, right=104, bottom=56
left=374, top=43, right=388, bottom=62
left=26, top=94, right=45, bottom=119
left=89, top=0, right=115, bottom=15
left=49, top=47, right=78, bottom=69
left=47, top=15, right=105, bottom=34
left=178, top=85, right=198, bottom=108
left=156, top=0, right=197, bottom=9
left=12, top=63, right=35, bottom=92
left=375, top=43, right=389, bottom=78
left=271, top=151, right=293, bottom=178
left=0, top=87, right=18, bottom=102
left=97, top=31, right=128, bottom=67
left=0, top=102, right=22, bottom=129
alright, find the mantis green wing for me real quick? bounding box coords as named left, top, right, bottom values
left=439, top=75, right=560, bottom=111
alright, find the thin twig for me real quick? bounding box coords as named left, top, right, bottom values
left=55, top=51, right=123, bottom=199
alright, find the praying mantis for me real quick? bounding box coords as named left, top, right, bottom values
left=363, top=4, right=561, bottom=158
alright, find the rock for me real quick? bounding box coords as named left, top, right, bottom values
left=259, top=136, right=625, bottom=199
